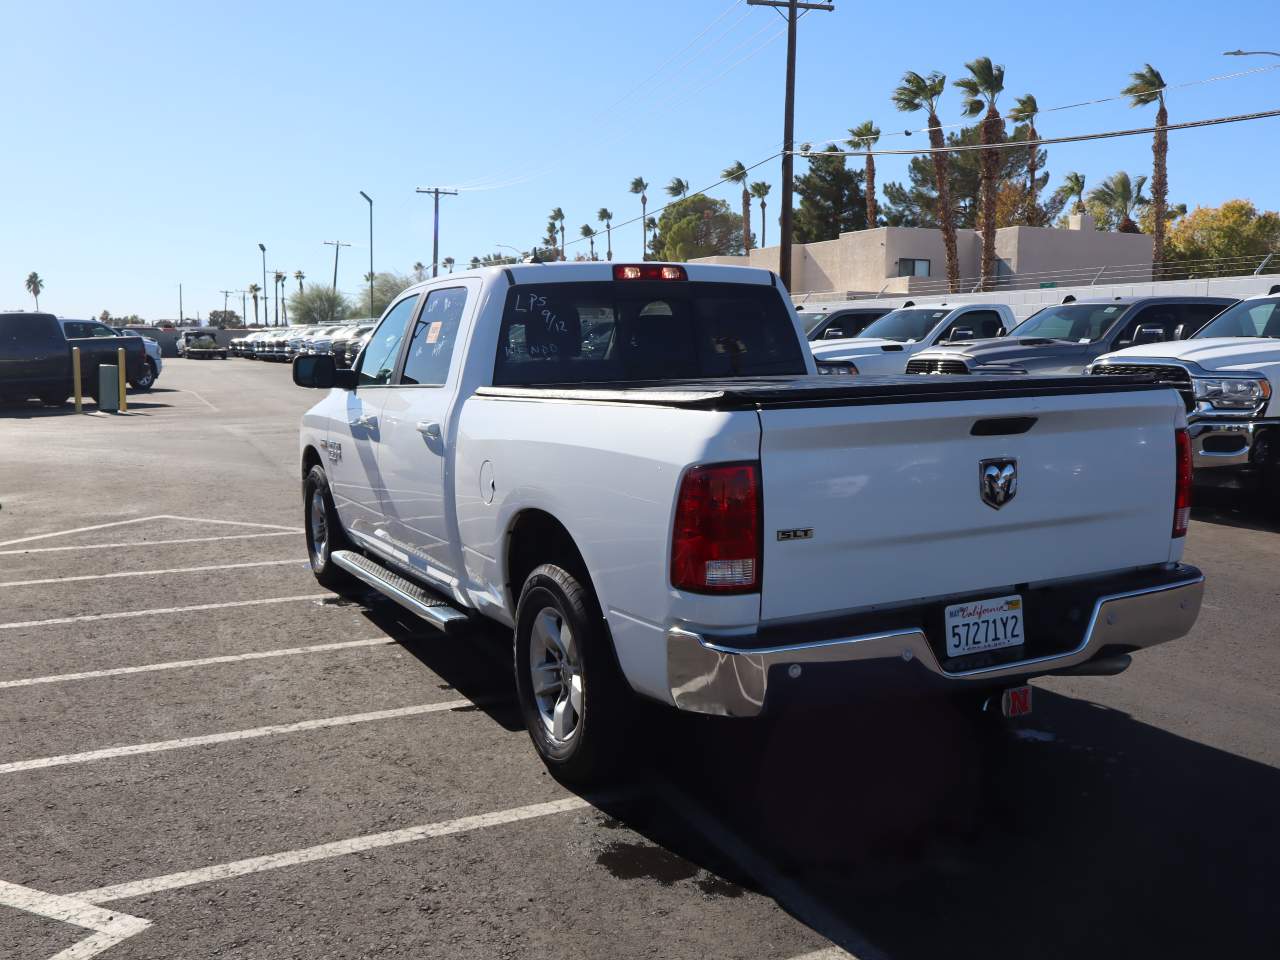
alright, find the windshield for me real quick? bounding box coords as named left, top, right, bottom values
left=1008, top=303, right=1129, bottom=343
left=856, top=308, right=949, bottom=343
left=800, top=311, right=824, bottom=334
left=494, top=280, right=805, bottom=385
left=1194, top=297, right=1280, bottom=339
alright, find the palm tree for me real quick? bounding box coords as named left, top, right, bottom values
left=25, top=272, right=43, bottom=310
left=954, top=57, right=1006, bottom=290
left=629, top=177, right=649, bottom=259
left=893, top=70, right=959, bottom=289
left=1089, top=171, right=1148, bottom=233
left=749, top=182, right=772, bottom=247
left=273, top=271, right=285, bottom=325
left=597, top=207, right=614, bottom=260
left=722, top=161, right=752, bottom=252
left=1056, top=172, right=1087, bottom=215
left=413, top=261, right=426, bottom=282
left=666, top=177, right=690, bottom=199
left=1008, top=94, right=1041, bottom=225
left=549, top=207, right=566, bottom=260
left=468, top=256, right=482, bottom=270
left=293, top=270, right=305, bottom=294
left=442, top=256, right=455, bottom=273
left=1122, top=64, right=1169, bottom=265
left=579, top=224, right=596, bottom=260
left=846, top=122, right=880, bottom=227
left=645, top=217, right=659, bottom=259
left=248, top=282, right=261, bottom=325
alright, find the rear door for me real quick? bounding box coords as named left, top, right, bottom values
left=757, top=388, right=1181, bottom=622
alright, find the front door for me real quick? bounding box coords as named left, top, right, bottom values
left=376, top=283, right=474, bottom=590
left=326, top=294, right=419, bottom=547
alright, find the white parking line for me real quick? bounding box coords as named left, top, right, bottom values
left=74, top=797, right=591, bottom=904
left=0, top=879, right=151, bottom=958
left=0, top=558, right=302, bottom=589
left=0, top=593, right=334, bottom=631
left=0, top=531, right=297, bottom=557
left=0, top=637, right=396, bottom=689
left=0, top=513, right=300, bottom=549
left=0, top=699, right=472, bottom=774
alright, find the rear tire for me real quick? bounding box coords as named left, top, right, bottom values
left=38, top=391, right=68, bottom=407
left=514, top=564, right=633, bottom=786
left=303, top=464, right=359, bottom=594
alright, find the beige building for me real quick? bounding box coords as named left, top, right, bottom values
left=695, top=213, right=1154, bottom=297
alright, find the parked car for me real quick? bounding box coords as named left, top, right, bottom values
left=292, top=261, right=1203, bottom=784
left=902, top=296, right=1235, bottom=376
left=112, top=327, right=163, bottom=390
left=1090, top=291, right=1280, bottom=494
left=0, top=312, right=146, bottom=405
left=810, top=302, right=1014, bottom=374
left=286, top=326, right=325, bottom=359
left=334, top=323, right=376, bottom=368
left=175, top=329, right=228, bottom=358
left=801, top=305, right=894, bottom=342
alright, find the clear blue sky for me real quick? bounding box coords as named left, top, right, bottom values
left=3, top=0, right=1278, bottom=321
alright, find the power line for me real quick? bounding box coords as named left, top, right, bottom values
left=794, top=106, right=1280, bottom=157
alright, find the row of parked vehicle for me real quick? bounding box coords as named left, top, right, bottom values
left=230, top=321, right=377, bottom=367
left=803, top=288, right=1280, bottom=499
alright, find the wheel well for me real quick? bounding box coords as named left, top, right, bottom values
left=505, top=510, right=592, bottom=611
left=301, top=444, right=322, bottom=479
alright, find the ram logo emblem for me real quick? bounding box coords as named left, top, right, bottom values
left=979, top=458, right=1017, bottom=509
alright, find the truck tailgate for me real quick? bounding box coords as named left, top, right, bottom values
left=758, top=389, right=1183, bottom=622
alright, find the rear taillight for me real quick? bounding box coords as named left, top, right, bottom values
left=671, top=462, right=761, bottom=594
left=614, top=264, right=687, bottom=281
left=1173, top=428, right=1192, bottom=538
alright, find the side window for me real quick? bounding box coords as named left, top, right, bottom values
left=1178, top=303, right=1227, bottom=338
left=357, top=295, right=419, bottom=387
left=90, top=324, right=117, bottom=338
left=1122, top=305, right=1178, bottom=342
left=947, top=310, right=1003, bottom=339
left=400, top=287, right=468, bottom=386
left=63, top=322, right=88, bottom=339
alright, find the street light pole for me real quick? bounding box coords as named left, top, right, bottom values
left=415, top=187, right=459, bottom=278
left=360, top=191, right=373, bottom=312
left=323, top=240, right=351, bottom=292
left=258, top=243, right=269, bottom=326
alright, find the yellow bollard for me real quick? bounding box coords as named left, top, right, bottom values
left=117, top=347, right=127, bottom=412
left=72, top=347, right=83, bottom=413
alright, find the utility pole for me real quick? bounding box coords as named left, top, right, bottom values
left=747, top=0, right=833, bottom=293
left=323, top=240, right=350, bottom=292
left=258, top=243, right=269, bottom=325
left=219, top=289, right=235, bottom=327
left=415, top=187, right=459, bottom=277
left=179, top=283, right=184, bottom=324
left=239, top=290, right=248, bottom=328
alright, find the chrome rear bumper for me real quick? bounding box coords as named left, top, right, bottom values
left=666, top=570, right=1204, bottom=717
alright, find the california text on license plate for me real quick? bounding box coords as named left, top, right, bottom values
left=944, top=594, right=1025, bottom=657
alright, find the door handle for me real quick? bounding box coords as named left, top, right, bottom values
left=416, top=421, right=442, bottom=440
left=352, top=415, right=378, bottom=429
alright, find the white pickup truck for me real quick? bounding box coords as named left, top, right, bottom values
left=293, top=262, right=1203, bottom=784
left=809, top=301, right=1015, bottom=374
left=1091, top=291, right=1280, bottom=497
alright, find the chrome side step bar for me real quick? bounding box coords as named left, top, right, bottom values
left=331, top=550, right=470, bottom=635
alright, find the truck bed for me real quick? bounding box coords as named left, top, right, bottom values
left=475, top=374, right=1168, bottom=410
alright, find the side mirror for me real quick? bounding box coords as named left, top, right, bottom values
left=1132, top=323, right=1166, bottom=346
left=293, top=354, right=355, bottom=390
left=948, top=326, right=975, bottom=343
left=822, top=327, right=846, bottom=339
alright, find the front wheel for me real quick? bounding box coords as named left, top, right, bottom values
left=303, top=464, right=358, bottom=594
left=130, top=359, right=157, bottom=391
left=514, top=564, right=633, bottom=786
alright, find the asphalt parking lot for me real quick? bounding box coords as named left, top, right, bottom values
left=2, top=359, right=1277, bottom=959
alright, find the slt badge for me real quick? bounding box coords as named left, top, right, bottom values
left=979, top=458, right=1017, bottom=509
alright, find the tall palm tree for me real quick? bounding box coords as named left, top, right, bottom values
left=954, top=56, right=1006, bottom=290
left=1122, top=64, right=1169, bottom=265
left=549, top=207, right=566, bottom=260
left=666, top=177, right=689, bottom=200
left=412, top=261, right=426, bottom=282
left=25, top=271, right=43, bottom=310
left=248, top=282, right=261, bottom=325
left=580, top=224, right=596, bottom=260
left=629, top=177, right=649, bottom=259
left=1089, top=171, right=1148, bottom=233
left=847, top=121, right=881, bottom=227
left=442, top=256, right=455, bottom=273
left=645, top=217, right=659, bottom=259
left=1008, top=93, right=1041, bottom=225
left=749, top=182, right=772, bottom=247
left=273, top=271, right=285, bottom=325
left=722, top=161, right=752, bottom=252
left=892, top=70, right=959, bottom=289
left=1056, top=172, right=1088, bottom=215
left=597, top=207, right=614, bottom=260
left=294, top=270, right=305, bottom=293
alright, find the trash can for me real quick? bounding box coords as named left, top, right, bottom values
left=98, top=365, right=120, bottom=413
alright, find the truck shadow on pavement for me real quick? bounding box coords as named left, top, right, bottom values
left=0, top=397, right=174, bottom=418
left=658, top=690, right=1280, bottom=960
left=1191, top=486, right=1280, bottom=534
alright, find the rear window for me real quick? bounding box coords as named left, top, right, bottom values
left=0, top=314, right=63, bottom=344
left=493, top=281, right=806, bottom=385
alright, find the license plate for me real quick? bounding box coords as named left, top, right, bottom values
left=944, top=594, right=1025, bottom=657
